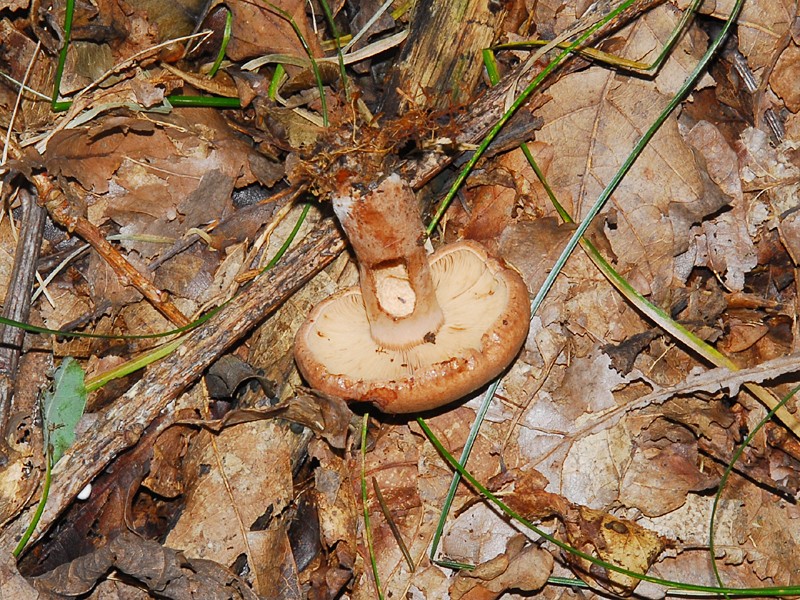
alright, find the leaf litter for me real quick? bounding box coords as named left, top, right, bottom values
left=1, top=0, right=800, bottom=598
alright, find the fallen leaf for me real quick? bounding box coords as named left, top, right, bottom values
left=682, top=120, right=756, bottom=291
left=165, top=420, right=294, bottom=573
left=32, top=531, right=257, bottom=599
left=618, top=418, right=717, bottom=517
left=225, top=0, right=324, bottom=68
left=713, top=0, right=796, bottom=72
left=563, top=505, right=667, bottom=595
left=773, top=41, right=800, bottom=109
left=450, top=534, right=554, bottom=600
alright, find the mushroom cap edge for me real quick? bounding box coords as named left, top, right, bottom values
left=294, top=240, right=531, bottom=414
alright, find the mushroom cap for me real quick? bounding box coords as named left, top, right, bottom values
left=294, top=240, right=531, bottom=414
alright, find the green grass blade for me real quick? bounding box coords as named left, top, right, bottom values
left=529, top=0, right=744, bottom=323
left=207, top=8, right=232, bottom=78
left=14, top=358, right=88, bottom=557
left=361, top=413, right=384, bottom=599
left=83, top=336, right=184, bottom=393
left=51, top=0, right=75, bottom=108
left=317, top=0, right=350, bottom=101
left=264, top=202, right=311, bottom=270
left=429, top=15, right=639, bottom=566
left=429, top=378, right=500, bottom=564
left=12, top=460, right=51, bottom=558
left=264, top=2, right=328, bottom=127
left=269, top=64, right=287, bottom=100
left=165, top=95, right=241, bottom=109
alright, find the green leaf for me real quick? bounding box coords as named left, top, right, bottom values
left=42, top=357, right=87, bottom=466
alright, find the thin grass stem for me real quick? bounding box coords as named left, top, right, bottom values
left=361, top=414, right=384, bottom=599
left=207, top=9, right=232, bottom=78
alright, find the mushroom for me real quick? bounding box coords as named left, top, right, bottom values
left=294, top=173, right=530, bottom=413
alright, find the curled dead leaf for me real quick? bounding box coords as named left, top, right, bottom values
left=450, top=534, right=554, bottom=600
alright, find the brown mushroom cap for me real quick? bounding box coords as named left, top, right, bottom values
left=294, top=240, right=531, bottom=413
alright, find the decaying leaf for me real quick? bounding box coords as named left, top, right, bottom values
left=563, top=505, right=667, bottom=595
left=618, top=418, right=718, bottom=517
left=497, top=468, right=667, bottom=595
left=165, top=420, right=295, bottom=570
left=450, top=534, right=554, bottom=600
left=2, top=0, right=800, bottom=596
left=32, top=531, right=257, bottom=599
left=225, top=0, right=323, bottom=66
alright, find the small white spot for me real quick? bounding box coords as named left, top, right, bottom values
left=77, top=483, right=92, bottom=501
left=332, top=194, right=355, bottom=223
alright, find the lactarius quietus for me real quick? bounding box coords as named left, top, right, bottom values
left=294, top=174, right=530, bottom=413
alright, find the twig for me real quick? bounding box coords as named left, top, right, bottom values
left=44, top=189, right=191, bottom=327
left=0, top=218, right=345, bottom=551
left=372, top=477, right=415, bottom=572
left=0, top=191, right=46, bottom=456
left=5, top=141, right=191, bottom=327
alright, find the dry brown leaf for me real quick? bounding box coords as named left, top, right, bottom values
left=225, top=0, right=323, bottom=67
left=350, top=425, right=429, bottom=591
left=0, top=0, right=30, bottom=11
left=153, top=245, right=219, bottom=301
left=736, top=488, right=800, bottom=583
left=613, top=4, right=714, bottom=97
left=85, top=250, right=146, bottom=309
left=165, top=421, right=294, bottom=573
left=638, top=480, right=800, bottom=592
left=564, top=505, right=667, bottom=595
left=0, top=551, right=39, bottom=600
left=681, top=120, right=756, bottom=291
left=32, top=531, right=257, bottom=599
left=443, top=503, right=529, bottom=568
left=525, top=5, right=720, bottom=302
left=713, top=0, right=796, bottom=72
left=532, top=68, right=712, bottom=299
left=498, top=216, right=576, bottom=301
left=0, top=217, right=16, bottom=307
left=0, top=424, right=41, bottom=529
left=492, top=468, right=665, bottom=595
left=0, top=19, right=52, bottom=130
left=460, top=179, right=518, bottom=248
left=246, top=528, right=302, bottom=599
left=342, top=410, right=512, bottom=599
left=717, top=316, right=770, bottom=354
left=141, top=425, right=192, bottom=499
left=618, top=418, right=717, bottom=517
left=45, top=111, right=279, bottom=264
left=450, top=534, right=554, bottom=600
left=739, top=129, right=800, bottom=267
left=307, top=438, right=359, bottom=598
left=46, top=118, right=163, bottom=194
left=514, top=347, right=643, bottom=507
left=771, top=43, right=800, bottom=113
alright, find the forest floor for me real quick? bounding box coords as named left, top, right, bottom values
left=1, top=0, right=800, bottom=598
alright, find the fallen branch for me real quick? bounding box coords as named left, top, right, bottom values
left=1, top=218, right=345, bottom=552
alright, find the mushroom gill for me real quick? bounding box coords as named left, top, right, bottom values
left=294, top=241, right=531, bottom=413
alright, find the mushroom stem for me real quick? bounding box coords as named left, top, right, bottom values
left=332, top=173, right=444, bottom=350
